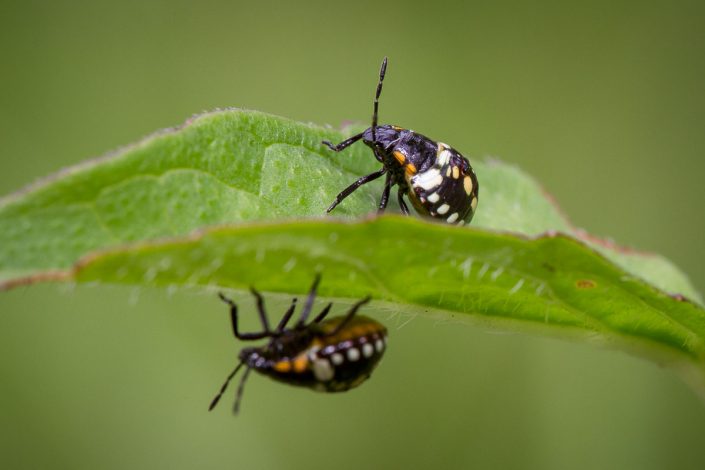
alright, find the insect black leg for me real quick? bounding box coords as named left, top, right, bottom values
left=378, top=173, right=392, bottom=212
left=296, top=274, right=321, bottom=327
left=327, top=167, right=387, bottom=213
left=312, top=303, right=333, bottom=323
left=322, top=132, right=363, bottom=152
left=274, top=297, right=298, bottom=334
left=371, top=57, right=388, bottom=142
left=249, top=287, right=272, bottom=334
left=208, top=361, right=245, bottom=411
left=369, top=141, right=386, bottom=165
left=218, top=293, right=271, bottom=340
left=326, top=296, right=372, bottom=336
left=397, top=188, right=410, bottom=215
left=233, top=367, right=253, bottom=415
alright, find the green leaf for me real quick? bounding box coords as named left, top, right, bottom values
left=1, top=109, right=703, bottom=395
left=62, top=217, right=705, bottom=397
left=0, top=110, right=378, bottom=281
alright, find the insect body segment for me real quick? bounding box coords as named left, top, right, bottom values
left=209, top=275, right=387, bottom=414
left=407, top=141, right=479, bottom=223
left=265, top=315, right=387, bottom=392
left=323, top=57, right=479, bottom=224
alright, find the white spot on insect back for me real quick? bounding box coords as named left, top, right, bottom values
left=437, top=149, right=452, bottom=166
left=413, top=168, right=442, bottom=190
left=427, top=192, right=440, bottom=203
left=307, top=345, right=321, bottom=360
left=331, top=353, right=344, bottom=365
left=312, top=358, right=334, bottom=381
left=437, top=204, right=450, bottom=215
left=347, top=348, right=360, bottom=362
left=362, top=343, right=374, bottom=358
left=446, top=212, right=459, bottom=223
left=375, top=339, right=385, bottom=352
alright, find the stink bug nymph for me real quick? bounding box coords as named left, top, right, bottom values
left=323, top=57, right=479, bottom=225
left=209, top=275, right=388, bottom=414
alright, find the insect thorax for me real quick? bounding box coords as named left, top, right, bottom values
left=362, top=126, right=438, bottom=175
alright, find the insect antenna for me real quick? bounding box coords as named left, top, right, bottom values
left=321, top=57, right=387, bottom=154
left=371, top=56, right=388, bottom=143
left=232, top=367, right=253, bottom=415
left=208, top=361, right=246, bottom=411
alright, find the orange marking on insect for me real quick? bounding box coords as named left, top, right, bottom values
left=405, top=162, right=417, bottom=175
left=335, top=325, right=376, bottom=342
left=320, top=316, right=386, bottom=342
left=273, top=360, right=292, bottom=373
left=293, top=354, right=309, bottom=373
left=463, top=175, right=473, bottom=195
left=393, top=150, right=406, bottom=165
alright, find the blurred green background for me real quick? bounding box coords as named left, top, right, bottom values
left=1, top=0, right=704, bottom=468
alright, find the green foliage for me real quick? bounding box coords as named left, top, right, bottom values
left=0, top=109, right=703, bottom=394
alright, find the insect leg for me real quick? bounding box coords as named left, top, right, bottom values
left=273, top=297, right=298, bottom=334
left=208, top=361, right=245, bottom=411
left=326, top=296, right=372, bottom=336
left=322, top=132, right=363, bottom=152
left=397, top=188, right=410, bottom=215
left=218, top=293, right=271, bottom=340
left=312, top=303, right=333, bottom=323
left=378, top=173, right=392, bottom=212
left=326, top=167, right=387, bottom=213
left=296, top=274, right=321, bottom=327
left=249, top=287, right=272, bottom=334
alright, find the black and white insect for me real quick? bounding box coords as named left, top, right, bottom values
left=323, top=57, right=479, bottom=225
left=209, top=275, right=388, bottom=414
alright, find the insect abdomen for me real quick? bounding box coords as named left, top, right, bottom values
left=407, top=142, right=479, bottom=224
left=314, top=316, right=387, bottom=392
left=265, top=316, right=388, bottom=392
